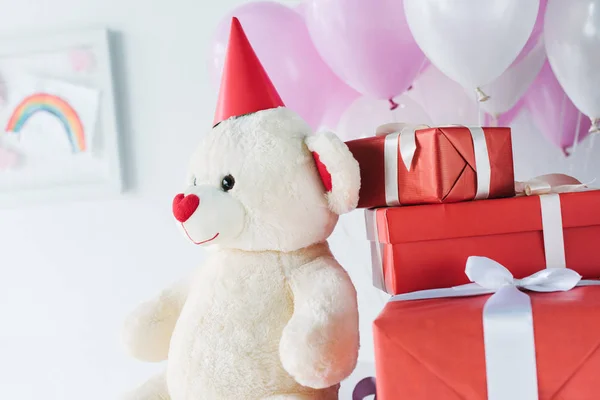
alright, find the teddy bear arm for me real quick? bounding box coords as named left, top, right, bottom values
left=280, top=256, right=359, bottom=389
left=122, top=278, right=189, bottom=362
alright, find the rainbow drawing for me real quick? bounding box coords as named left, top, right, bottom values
left=5, top=93, right=86, bottom=153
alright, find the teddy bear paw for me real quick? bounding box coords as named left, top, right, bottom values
left=279, top=327, right=356, bottom=389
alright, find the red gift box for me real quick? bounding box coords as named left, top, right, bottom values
left=374, top=286, right=600, bottom=400
left=366, top=190, right=600, bottom=294
left=346, top=126, right=515, bottom=208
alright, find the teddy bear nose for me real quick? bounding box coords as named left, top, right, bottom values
left=173, top=193, right=200, bottom=222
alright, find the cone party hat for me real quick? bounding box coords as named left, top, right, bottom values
left=213, top=17, right=284, bottom=126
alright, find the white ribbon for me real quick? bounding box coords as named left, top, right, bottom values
left=470, top=127, right=491, bottom=200
left=399, top=126, right=418, bottom=175
left=516, top=174, right=596, bottom=268
left=380, top=123, right=425, bottom=206
left=517, top=175, right=595, bottom=269
left=540, top=194, right=566, bottom=269
left=365, top=209, right=386, bottom=292
left=390, top=256, right=600, bottom=400
left=384, top=132, right=401, bottom=207
left=377, top=124, right=492, bottom=205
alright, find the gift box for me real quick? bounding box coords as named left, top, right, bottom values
left=373, top=261, right=600, bottom=400
left=346, top=125, right=515, bottom=208
left=367, top=190, right=600, bottom=294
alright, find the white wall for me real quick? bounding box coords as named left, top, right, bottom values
left=0, top=0, right=598, bottom=399
left=0, top=0, right=237, bottom=398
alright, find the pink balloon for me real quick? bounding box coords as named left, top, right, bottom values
left=292, top=0, right=361, bottom=130
left=210, top=2, right=350, bottom=129
left=305, top=0, right=426, bottom=100
left=524, top=62, right=591, bottom=153
left=337, top=94, right=432, bottom=141
left=318, top=83, right=360, bottom=130
left=294, top=1, right=307, bottom=17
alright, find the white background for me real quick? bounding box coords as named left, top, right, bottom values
left=0, top=0, right=598, bottom=399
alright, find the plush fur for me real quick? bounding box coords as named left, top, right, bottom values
left=123, top=107, right=361, bottom=400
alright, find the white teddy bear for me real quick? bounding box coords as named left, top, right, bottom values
left=122, top=18, right=361, bottom=400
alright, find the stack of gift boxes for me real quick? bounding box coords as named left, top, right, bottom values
left=345, top=124, right=600, bottom=399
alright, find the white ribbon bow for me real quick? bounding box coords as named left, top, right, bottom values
left=391, top=256, right=600, bottom=400
left=465, top=256, right=581, bottom=292
left=391, top=256, right=584, bottom=302
left=515, top=173, right=592, bottom=196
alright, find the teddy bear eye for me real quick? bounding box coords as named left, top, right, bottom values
left=221, top=174, right=235, bottom=192
left=192, top=177, right=197, bottom=186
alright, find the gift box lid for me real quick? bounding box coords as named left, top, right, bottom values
left=367, top=190, right=600, bottom=244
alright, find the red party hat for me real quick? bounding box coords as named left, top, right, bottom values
left=213, top=17, right=284, bottom=126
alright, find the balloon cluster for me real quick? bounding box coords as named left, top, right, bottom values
left=209, top=0, right=600, bottom=154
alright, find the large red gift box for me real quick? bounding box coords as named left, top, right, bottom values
left=374, top=287, right=600, bottom=400
left=346, top=126, right=515, bottom=208
left=366, top=190, right=600, bottom=294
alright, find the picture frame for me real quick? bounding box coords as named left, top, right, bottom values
left=0, top=28, right=123, bottom=207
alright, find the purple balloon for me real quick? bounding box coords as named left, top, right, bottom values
left=524, top=62, right=591, bottom=152
left=305, top=0, right=426, bottom=100
left=210, top=2, right=352, bottom=129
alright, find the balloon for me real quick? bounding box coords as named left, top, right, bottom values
left=404, top=0, right=539, bottom=91
left=210, top=2, right=351, bottom=129
left=409, top=64, right=527, bottom=127
left=483, top=98, right=526, bottom=127
left=476, top=0, right=547, bottom=116
left=337, top=95, right=432, bottom=141
left=318, top=83, right=361, bottom=131
left=476, top=40, right=545, bottom=116
left=408, top=65, right=526, bottom=127
left=524, top=62, right=591, bottom=153
left=304, top=0, right=426, bottom=100
left=545, top=0, right=600, bottom=131
left=408, top=65, right=479, bottom=126
left=514, top=0, right=547, bottom=65
left=294, top=1, right=306, bottom=17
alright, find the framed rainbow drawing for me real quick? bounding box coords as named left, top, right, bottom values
left=0, top=29, right=122, bottom=206
left=6, top=93, right=87, bottom=153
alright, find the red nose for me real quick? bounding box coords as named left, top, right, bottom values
left=173, top=193, right=200, bottom=222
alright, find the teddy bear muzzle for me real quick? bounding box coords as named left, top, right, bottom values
left=173, top=185, right=246, bottom=246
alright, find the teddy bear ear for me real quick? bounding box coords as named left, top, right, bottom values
left=305, top=131, right=361, bottom=215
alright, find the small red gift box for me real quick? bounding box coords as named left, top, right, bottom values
left=374, top=286, right=600, bottom=400
left=346, top=125, right=515, bottom=208
left=366, top=190, right=600, bottom=294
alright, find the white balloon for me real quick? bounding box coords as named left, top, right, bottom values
left=475, top=38, right=546, bottom=115
left=408, top=65, right=479, bottom=126
left=404, top=0, right=539, bottom=90
left=337, top=95, right=432, bottom=141
left=545, top=0, right=600, bottom=121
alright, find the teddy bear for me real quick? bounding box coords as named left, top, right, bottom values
left=121, top=18, right=361, bottom=400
